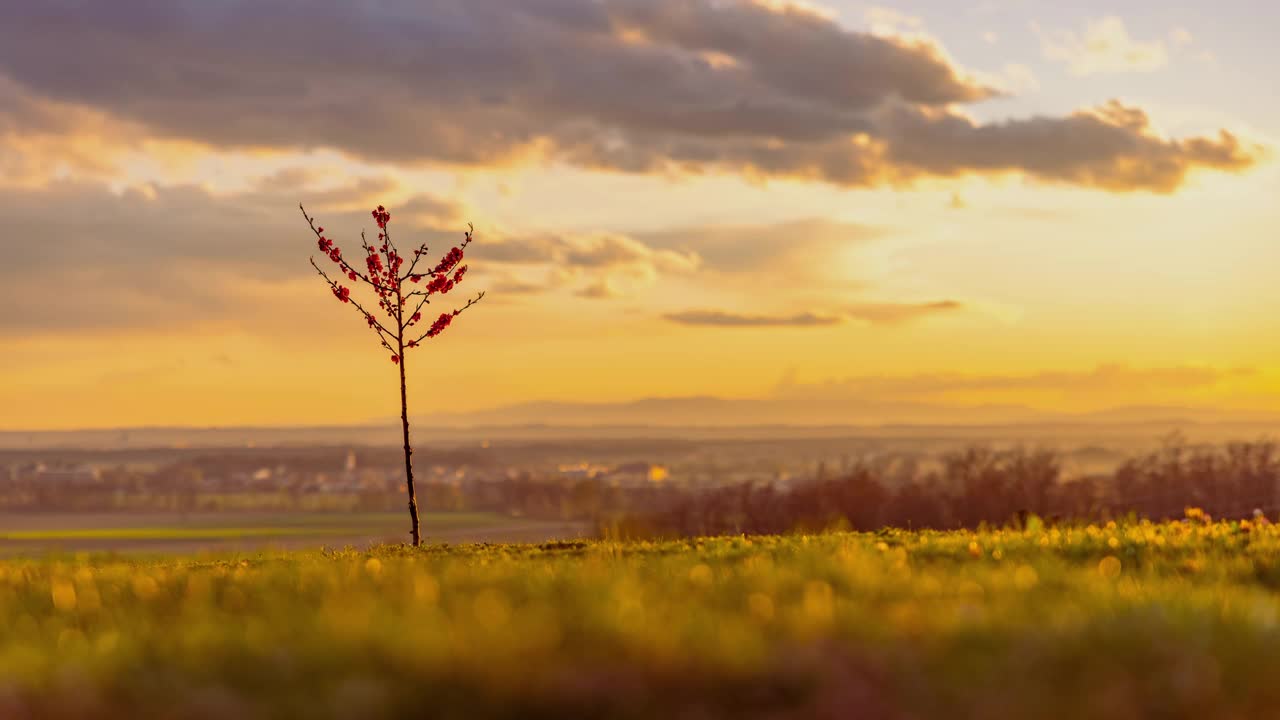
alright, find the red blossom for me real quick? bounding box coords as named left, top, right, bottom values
left=426, top=274, right=454, bottom=295
left=426, top=312, right=453, bottom=338
left=433, top=246, right=464, bottom=275
left=390, top=354, right=399, bottom=364
left=347, top=271, right=358, bottom=281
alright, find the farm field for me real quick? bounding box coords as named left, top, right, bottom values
left=2, top=518, right=1279, bottom=718
left=0, top=512, right=586, bottom=555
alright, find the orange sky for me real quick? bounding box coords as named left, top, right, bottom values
left=1, top=0, right=1277, bottom=430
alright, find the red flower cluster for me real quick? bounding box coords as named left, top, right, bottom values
left=305, top=203, right=481, bottom=375
left=426, top=312, right=453, bottom=338
left=434, top=247, right=464, bottom=275
left=318, top=235, right=344, bottom=265
left=426, top=274, right=453, bottom=295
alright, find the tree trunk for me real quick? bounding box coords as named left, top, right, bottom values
left=398, top=336, right=421, bottom=546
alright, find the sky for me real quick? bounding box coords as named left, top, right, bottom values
left=1, top=0, right=1277, bottom=430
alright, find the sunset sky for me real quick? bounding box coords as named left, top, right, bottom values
left=2, top=0, right=1278, bottom=430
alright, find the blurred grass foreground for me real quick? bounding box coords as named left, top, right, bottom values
left=4, top=517, right=1280, bottom=718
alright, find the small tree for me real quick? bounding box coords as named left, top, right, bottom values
left=300, top=203, right=484, bottom=546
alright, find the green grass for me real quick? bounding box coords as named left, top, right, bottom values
left=3, top=518, right=1280, bottom=718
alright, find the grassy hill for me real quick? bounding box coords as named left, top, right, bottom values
left=3, top=518, right=1280, bottom=718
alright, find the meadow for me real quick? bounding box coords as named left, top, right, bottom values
left=3, top=516, right=1280, bottom=719
left=0, top=512, right=586, bottom=556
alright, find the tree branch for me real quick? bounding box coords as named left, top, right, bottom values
left=399, top=242, right=433, bottom=281
left=405, top=292, right=431, bottom=328
left=299, top=203, right=395, bottom=295
left=409, top=290, right=485, bottom=346
left=401, top=222, right=473, bottom=282
left=309, top=257, right=398, bottom=349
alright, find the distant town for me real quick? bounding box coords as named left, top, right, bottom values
left=0, top=432, right=1139, bottom=523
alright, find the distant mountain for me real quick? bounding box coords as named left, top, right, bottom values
left=412, top=395, right=1061, bottom=428
left=414, top=396, right=1280, bottom=430
left=4, top=397, right=1278, bottom=450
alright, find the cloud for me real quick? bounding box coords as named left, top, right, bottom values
left=0, top=0, right=1259, bottom=193
left=0, top=174, right=711, bottom=334
left=563, top=233, right=700, bottom=273
left=1036, top=17, right=1169, bottom=75
left=998, top=63, right=1040, bottom=93
left=0, top=75, right=148, bottom=187
left=883, top=101, right=1256, bottom=193
left=665, top=300, right=961, bottom=328
left=576, top=279, right=622, bottom=300
left=0, top=178, right=400, bottom=334
left=865, top=7, right=923, bottom=36
left=664, top=310, right=844, bottom=327
left=846, top=300, right=963, bottom=325
left=483, top=217, right=900, bottom=300
left=780, top=363, right=1256, bottom=399
left=488, top=277, right=551, bottom=296
left=637, top=218, right=884, bottom=281
left=481, top=230, right=701, bottom=299
left=484, top=232, right=699, bottom=272
left=1170, top=28, right=1194, bottom=48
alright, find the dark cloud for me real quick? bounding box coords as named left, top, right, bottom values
left=0, top=178, right=696, bottom=333
left=0, top=179, right=389, bottom=334
left=882, top=101, right=1257, bottom=192
left=0, top=1, right=1259, bottom=191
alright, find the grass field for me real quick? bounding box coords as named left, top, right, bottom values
left=2, top=517, right=1279, bottom=718
left=0, top=512, right=585, bottom=555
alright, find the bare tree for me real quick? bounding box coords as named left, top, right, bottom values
left=300, top=203, right=484, bottom=546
